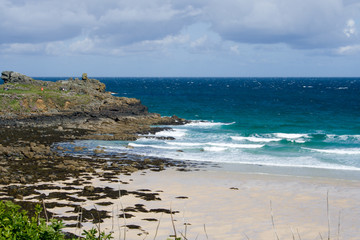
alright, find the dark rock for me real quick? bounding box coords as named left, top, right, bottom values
left=84, top=185, right=95, bottom=192
left=119, top=213, right=135, bottom=219
left=149, top=208, right=178, bottom=214
left=176, top=196, right=189, bottom=199
left=142, top=218, right=158, bottom=222
left=1, top=71, right=33, bottom=84
left=125, top=224, right=141, bottom=230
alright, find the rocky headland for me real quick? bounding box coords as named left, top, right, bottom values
left=0, top=71, right=196, bottom=237
left=0, top=71, right=188, bottom=160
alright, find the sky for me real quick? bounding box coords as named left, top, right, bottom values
left=1, top=0, right=360, bottom=77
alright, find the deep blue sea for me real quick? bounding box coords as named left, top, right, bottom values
left=40, top=77, right=360, bottom=177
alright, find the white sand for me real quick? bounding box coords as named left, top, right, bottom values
left=61, top=167, right=360, bottom=240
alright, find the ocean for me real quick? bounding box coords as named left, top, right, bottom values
left=41, top=77, right=360, bottom=179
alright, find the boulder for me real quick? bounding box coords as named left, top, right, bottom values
left=84, top=185, right=95, bottom=192
left=94, top=148, right=105, bottom=154
left=1, top=71, right=33, bottom=84
left=82, top=73, right=88, bottom=81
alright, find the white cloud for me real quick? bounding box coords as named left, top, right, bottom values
left=1, top=43, right=43, bottom=54
left=230, top=45, right=240, bottom=54
left=344, top=19, right=356, bottom=37
left=1, top=0, right=360, bottom=56
left=0, top=0, right=96, bottom=44
left=337, top=44, right=360, bottom=55
left=69, top=38, right=96, bottom=53
left=204, top=0, right=350, bottom=48
left=191, top=36, right=208, bottom=48
left=45, top=41, right=67, bottom=56
left=144, top=34, right=190, bottom=46
left=121, top=34, right=190, bottom=54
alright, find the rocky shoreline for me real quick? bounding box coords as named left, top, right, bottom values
left=0, top=71, right=189, bottom=166
left=0, top=71, right=196, bottom=238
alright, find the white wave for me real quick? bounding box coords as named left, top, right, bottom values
left=203, top=147, right=227, bottom=152
left=207, top=143, right=264, bottom=149
left=231, top=136, right=282, bottom=143
left=98, top=142, right=360, bottom=172
left=326, top=134, right=360, bottom=142
left=166, top=142, right=204, bottom=147
left=186, top=121, right=235, bottom=127
left=99, top=145, right=125, bottom=150
left=303, top=147, right=360, bottom=155
left=274, top=133, right=309, bottom=139
left=128, top=143, right=181, bottom=150
left=136, top=147, right=360, bottom=172
left=166, top=141, right=264, bottom=149
left=224, top=160, right=360, bottom=171
left=154, top=129, right=187, bottom=138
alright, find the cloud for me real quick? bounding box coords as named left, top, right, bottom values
left=1, top=0, right=360, bottom=57
left=69, top=38, right=96, bottom=53
left=190, top=36, right=208, bottom=48
left=205, top=0, right=360, bottom=49
left=0, top=0, right=96, bottom=44
left=230, top=45, right=240, bottom=54
left=1, top=43, right=43, bottom=54
left=0, top=0, right=201, bottom=45
left=336, top=44, right=360, bottom=55
left=344, top=19, right=356, bottom=37
left=120, top=34, right=190, bottom=54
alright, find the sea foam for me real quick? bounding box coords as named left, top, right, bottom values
left=154, top=129, right=188, bottom=138
left=231, top=136, right=282, bottom=143
left=304, top=147, right=360, bottom=155
left=186, top=121, right=235, bottom=127
left=273, top=133, right=309, bottom=139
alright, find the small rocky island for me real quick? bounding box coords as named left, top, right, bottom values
left=0, top=72, right=193, bottom=238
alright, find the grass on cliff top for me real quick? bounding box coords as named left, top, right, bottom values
left=0, top=83, right=92, bottom=113
left=0, top=82, right=68, bottom=95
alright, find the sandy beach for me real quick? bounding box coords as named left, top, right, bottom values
left=46, top=163, right=359, bottom=240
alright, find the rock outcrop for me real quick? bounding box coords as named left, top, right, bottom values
left=0, top=72, right=141, bottom=117
left=0, top=71, right=188, bottom=142
left=1, top=71, right=33, bottom=84
left=57, top=75, right=106, bottom=94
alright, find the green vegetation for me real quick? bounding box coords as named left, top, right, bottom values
left=0, top=201, right=112, bottom=240
left=0, top=82, right=92, bottom=113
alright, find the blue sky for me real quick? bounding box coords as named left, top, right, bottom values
left=1, top=0, right=360, bottom=77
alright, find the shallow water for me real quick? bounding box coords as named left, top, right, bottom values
left=42, top=77, right=360, bottom=178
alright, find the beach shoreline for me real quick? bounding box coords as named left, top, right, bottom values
left=215, top=161, right=360, bottom=181
left=101, top=165, right=360, bottom=240
left=1, top=73, right=360, bottom=239
left=2, top=157, right=359, bottom=239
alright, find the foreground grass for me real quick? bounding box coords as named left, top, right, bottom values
left=0, top=200, right=187, bottom=240
left=1, top=198, right=342, bottom=240
left=0, top=201, right=112, bottom=240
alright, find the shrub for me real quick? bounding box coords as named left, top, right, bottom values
left=0, top=201, right=64, bottom=239
left=0, top=201, right=113, bottom=240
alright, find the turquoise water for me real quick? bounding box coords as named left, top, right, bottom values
left=42, top=77, right=360, bottom=175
